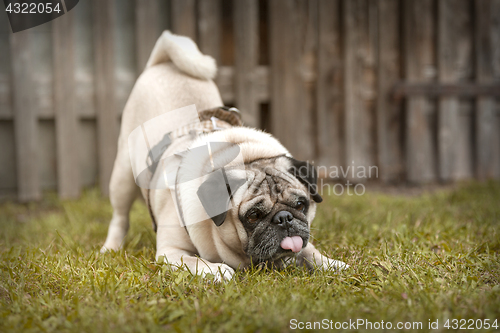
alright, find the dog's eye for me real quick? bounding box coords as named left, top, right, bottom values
left=295, top=201, right=305, bottom=212
left=247, top=211, right=260, bottom=223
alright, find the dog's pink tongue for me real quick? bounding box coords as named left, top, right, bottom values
left=280, top=236, right=303, bottom=253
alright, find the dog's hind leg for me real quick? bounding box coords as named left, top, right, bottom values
left=101, top=137, right=139, bottom=252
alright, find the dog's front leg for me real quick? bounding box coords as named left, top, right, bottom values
left=156, top=225, right=234, bottom=282
left=297, top=243, right=349, bottom=271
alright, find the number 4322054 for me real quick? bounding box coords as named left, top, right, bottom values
left=444, top=319, right=498, bottom=330
left=6, top=2, right=61, bottom=14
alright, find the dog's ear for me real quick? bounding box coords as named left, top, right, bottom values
left=197, top=170, right=246, bottom=226
left=288, top=158, right=323, bottom=203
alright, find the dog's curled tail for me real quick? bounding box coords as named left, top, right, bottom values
left=145, top=31, right=216, bottom=80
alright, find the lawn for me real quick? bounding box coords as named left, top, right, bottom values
left=0, top=182, right=499, bottom=332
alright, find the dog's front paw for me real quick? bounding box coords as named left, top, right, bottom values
left=212, top=264, right=235, bottom=283
left=320, top=258, right=349, bottom=271
left=197, top=263, right=235, bottom=282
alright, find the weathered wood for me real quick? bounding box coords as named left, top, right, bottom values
left=38, top=120, right=57, bottom=189
left=491, top=0, right=500, bottom=178
left=93, top=0, right=118, bottom=196
left=4, top=1, right=500, bottom=199
left=53, top=9, right=80, bottom=198
left=234, top=0, right=259, bottom=127
left=344, top=0, right=377, bottom=180
left=0, top=11, right=12, bottom=120
left=10, top=28, right=40, bottom=201
left=0, top=14, right=15, bottom=192
left=135, top=0, right=160, bottom=73
left=30, top=21, right=54, bottom=120
left=475, top=0, right=499, bottom=180
left=171, top=0, right=196, bottom=40
left=377, top=0, right=402, bottom=182
left=157, top=0, right=171, bottom=33
left=317, top=0, right=343, bottom=169
left=0, top=12, right=16, bottom=194
left=0, top=65, right=271, bottom=120
left=454, top=2, right=475, bottom=182
left=198, top=0, right=221, bottom=63
left=0, top=122, right=17, bottom=194
left=269, top=0, right=316, bottom=161
left=79, top=119, right=99, bottom=187
left=78, top=119, right=99, bottom=186
left=404, top=0, right=437, bottom=183
left=393, top=82, right=500, bottom=98
left=74, top=0, right=96, bottom=119
left=299, top=0, right=318, bottom=161
left=115, top=0, right=138, bottom=117
left=269, top=0, right=290, bottom=153
left=438, top=0, right=473, bottom=181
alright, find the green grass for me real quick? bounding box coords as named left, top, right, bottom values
left=1, top=182, right=499, bottom=332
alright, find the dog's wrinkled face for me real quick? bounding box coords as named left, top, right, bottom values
left=197, top=155, right=322, bottom=265
left=235, top=157, right=319, bottom=264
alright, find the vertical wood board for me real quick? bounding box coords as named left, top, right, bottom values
left=234, top=0, right=259, bottom=127
left=438, top=0, right=473, bottom=181
left=475, top=0, right=498, bottom=180
left=171, top=0, right=196, bottom=40
left=317, top=0, right=343, bottom=170
left=30, top=21, right=54, bottom=119
left=0, top=11, right=12, bottom=119
left=343, top=0, right=377, bottom=180
left=135, top=0, right=160, bottom=73
left=38, top=120, right=57, bottom=189
left=198, top=0, right=221, bottom=63
left=377, top=0, right=403, bottom=182
left=53, top=9, right=80, bottom=198
left=93, top=0, right=118, bottom=196
left=74, top=0, right=96, bottom=119
left=10, top=28, right=40, bottom=201
left=269, top=0, right=316, bottom=161
left=404, top=0, right=437, bottom=183
left=115, top=0, right=137, bottom=117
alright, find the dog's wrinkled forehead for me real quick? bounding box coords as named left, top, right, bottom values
left=239, top=157, right=307, bottom=210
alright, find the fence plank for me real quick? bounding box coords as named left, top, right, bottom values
left=198, top=0, right=221, bottom=63
left=269, top=0, right=316, bottom=161
left=438, top=0, right=473, bottom=181
left=475, top=0, right=499, bottom=180
left=135, top=0, right=160, bottom=73
left=492, top=0, right=500, bottom=178
left=317, top=0, right=343, bottom=170
left=0, top=12, right=12, bottom=120
left=0, top=13, right=15, bottom=195
left=171, top=0, right=196, bottom=40
left=74, top=0, right=96, bottom=119
left=299, top=0, right=318, bottom=161
left=234, top=0, right=259, bottom=127
left=115, top=0, right=137, bottom=117
left=344, top=0, right=377, bottom=180
left=53, top=9, right=80, bottom=198
left=404, top=0, right=437, bottom=183
left=0, top=122, right=16, bottom=195
left=10, top=29, right=40, bottom=201
left=377, top=0, right=402, bottom=182
left=269, top=0, right=293, bottom=155
left=38, top=120, right=57, bottom=189
left=454, top=0, right=475, bottom=181
left=93, top=0, right=118, bottom=196
left=30, top=22, right=54, bottom=120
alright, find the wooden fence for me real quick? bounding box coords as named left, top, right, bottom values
left=1, top=0, right=499, bottom=201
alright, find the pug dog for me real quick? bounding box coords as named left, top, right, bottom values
left=101, top=31, right=348, bottom=280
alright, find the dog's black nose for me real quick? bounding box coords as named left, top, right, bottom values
left=273, top=211, right=293, bottom=227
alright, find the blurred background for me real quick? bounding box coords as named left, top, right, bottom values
left=0, top=0, right=499, bottom=202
